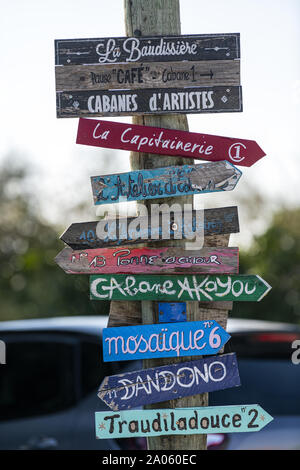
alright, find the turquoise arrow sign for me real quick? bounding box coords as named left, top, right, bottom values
left=95, top=405, right=273, bottom=439
left=90, top=160, right=242, bottom=205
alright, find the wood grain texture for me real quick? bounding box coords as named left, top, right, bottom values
left=55, top=246, right=239, bottom=275
left=109, top=0, right=235, bottom=451
left=60, top=206, right=240, bottom=250
left=98, top=353, right=240, bottom=411
left=55, top=33, right=240, bottom=66
left=55, top=59, right=240, bottom=91
left=56, top=85, right=242, bottom=118
left=90, top=161, right=242, bottom=205
left=90, top=274, right=271, bottom=302
left=94, top=405, right=273, bottom=439
left=107, top=302, right=232, bottom=328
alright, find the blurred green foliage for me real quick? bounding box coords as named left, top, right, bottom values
left=0, top=160, right=299, bottom=324
left=232, top=208, right=300, bottom=324
left=0, top=161, right=109, bottom=321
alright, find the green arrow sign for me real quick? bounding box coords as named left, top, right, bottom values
left=90, top=274, right=271, bottom=302
left=95, top=405, right=273, bottom=439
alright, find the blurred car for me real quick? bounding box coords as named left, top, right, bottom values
left=0, top=316, right=299, bottom=450
left=208, top=318, right=300, bottom=450
left=0, top=316, right=145, bottom=450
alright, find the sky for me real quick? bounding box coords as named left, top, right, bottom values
left=1, top=0, right=300, bottom=247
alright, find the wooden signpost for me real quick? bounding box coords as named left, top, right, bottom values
left=59, top=206, right=240, bottom=250
left=55, top=246, right=239, bottom=275
left=56, top=33, right=242, bottom=118
left=91, top=161, right=242, bottom=205
left=76, top=118, right=266, bottom=167
left=107, top=301, right=232, bottom=329
left=98, top=353, right=240, bottom=411
left=102, top=320, right=230, bottom=362
left=55, top=33, right=240, bottom=66
left=57, top=86, right=242, bottom=118
left=54, top=0, right=272, bottom=452
left=95, top=404, right=273, bottom=439
left=90, top=273, right=272, bottom=302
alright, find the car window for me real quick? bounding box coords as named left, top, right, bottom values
left=80, top=340, right=112, bottom=397
left=0, top=339, right=76, bottom=421
left=80, top=339, right=143, bottom=398
left=209, top=358, right=300, bottom=415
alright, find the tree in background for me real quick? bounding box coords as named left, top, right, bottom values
left=0, top=159, right=109, bottom=321
left=0, top=158, right=299, bottom=325
left=232, top=207, right=300, bottom=324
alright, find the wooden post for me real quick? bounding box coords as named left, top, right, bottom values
left=108, top=0, right=232, bottom=450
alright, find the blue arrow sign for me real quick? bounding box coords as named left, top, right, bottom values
left=102, top=320, right=230, bottom=362
left=90, top=160, right=242, bottom=205
left=95, top=404, right=273, bottom=439
left=98, top=353, right=240, bottom=411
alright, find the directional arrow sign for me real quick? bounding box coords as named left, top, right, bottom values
left=55, top=34, right=242, bottom=118
left=77, top=118, right=265, bottom=167
left=56, top=60, right=240, bottom=92
left=90, top=274, right=271, bottom=302
left=91, top=161, right=242, bottom=205
left=60, top=206, right=240, bottom=250
left=95, top=404, right=273, bottom=439
left=98, top=353, right=240, bottom=411
left=55, top=246, right=239, bottom=275
left=102, top=320, right=230, bottom=362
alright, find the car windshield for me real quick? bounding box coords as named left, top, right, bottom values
left=209, top=331, right=300, bottom=416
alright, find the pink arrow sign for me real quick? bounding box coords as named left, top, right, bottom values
left=76, top=118, right=266, bottom=167
left=55, top=246, right=239, bottom=275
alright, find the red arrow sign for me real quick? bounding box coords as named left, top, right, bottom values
left=76, top=118, right=266, bottom=167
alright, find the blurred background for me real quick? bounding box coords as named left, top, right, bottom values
left=1, top=155, right=299, bottom=323
left=0, top=0, right=299, bottom=324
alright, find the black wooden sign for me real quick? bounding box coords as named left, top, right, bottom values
left=55, top=33, right=240, bottom=66
left=60, top=206, right=239, bottom=250
left=56, top=85, right=242, bottom=118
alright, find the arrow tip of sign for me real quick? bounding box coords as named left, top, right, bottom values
left=256, top=275, right=272, bottom=301
left=54, top=249, right=67, bottom=267
left=256, top=405, right=274, bottom=429
left=59, top=226, right=69, bottom=243
left=258, top=144, right=267, bottom=159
